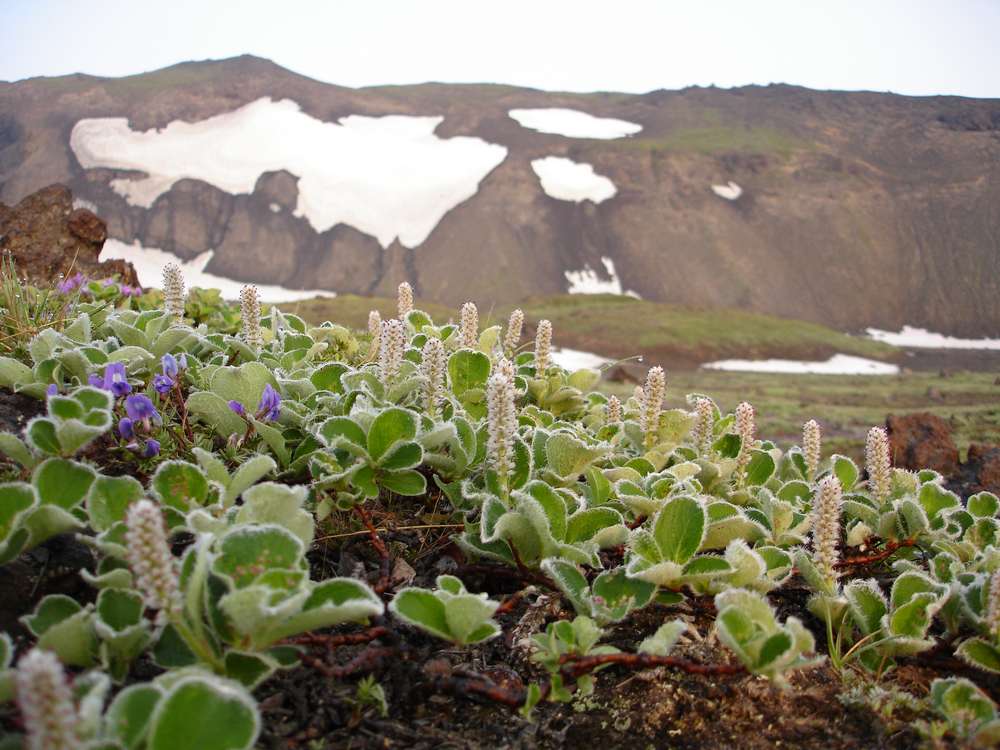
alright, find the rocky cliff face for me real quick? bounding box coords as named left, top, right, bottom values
left=1, top=56, right=998, bottom=334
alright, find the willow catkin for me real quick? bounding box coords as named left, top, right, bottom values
left=865, top=426, right=892, bottom=503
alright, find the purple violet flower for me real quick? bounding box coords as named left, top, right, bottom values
left=102, top=362, right=131, bottom=398
left=228, top=400, right=246, bottom=417
left=161, top=354, right=179, bottom=379
left=143, top=439, right=160, bottom=458
left=177, top=353, right=188, bottom=370
left=256, top=384, right=281, bottom=421
left=119, top=284, right=142, bottom=297
left=88, top=373, right=104, bottom=388
left=118, top=417, right=134, bottom=440
left=153, top=374, right=174, bottom=394
left=125, top=394, right=159, bottom=427
left=46, top=384, right=58, bottom=396
left=102, top=278, right=117, bottom=288
left=56, top=272, right=85, bottom=294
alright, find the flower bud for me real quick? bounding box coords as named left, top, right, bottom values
left=15, top=649, right=79, bottom=750
left=162, top=263, right=186, bottom=318
left=534, top=320, right=552, bottom=373
left=460, top=302, right=479, bottom=349
left=397, top=282, right=414, bottom=318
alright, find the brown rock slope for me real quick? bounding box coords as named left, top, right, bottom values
left=1, top=56, right=998, bottom=334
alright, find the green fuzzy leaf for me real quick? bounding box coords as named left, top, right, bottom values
left=224, top=651, right=276, bottom=688
left=956, top=638, right=1000, bottom=674
left=149, top=675, right=260, bottom=750
left=367, top=408, right=419, bottom=463
left=832, top=455, right=859, bottom=492
left=0, top=356, right=34, bottom=388
left=745, top=450, right=775, bottom=486
left=639, top=620, right=688, bottom=656
left=0, top=433, right=36, bottom=469
left=106, top=684, right=163, bottom=749
left=235, top=483, right=313, bottom=547
left=379, top=440, right=423, bottom=471
left=968, top=492, right=999, bottom=519
left=33, top=457, right=95, bottom=508
left=380, top=469, right=427, bottom=496
left=186, top=391, right=247, bottom=437
left=918, top=483, right=960, bottom=522
left=844, top=579, right=887, bottom=635
left=152, top=460, right=209, bottom=513
left=87, top=475, right=143, bottom=532
left=448, top=350, right=491, bottom=397
left=212, top=525, right=304, bottom=589
left=652, top=495, right=706, bottom=564
left=224, top=454, right=277, bottom=506
left=545, top=432, right=607, bottom=480
left=25, top=417, right=60, bottom=455
left=318, top=416, right=368, bottom=453
left=390, top=588, right=450, bottom=640
left=0, top=482, right=35, bottom=544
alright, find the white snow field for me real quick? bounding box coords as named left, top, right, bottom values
left=71, top=97, right=508, bottom=248
left=702, top=354, right=900, bottom=375
left=866, top=326, right=1000, bottom=350
left=564, top=257, right=640, bottom=297
left=508, top=108, right=642, bottom=139
left=531, top=157, right=616, bottom=203
left=711, top=181, right=743, bottom=200
left=551, top=347, right=611, bottom=371
left=101, top=239, right=332, bottom=303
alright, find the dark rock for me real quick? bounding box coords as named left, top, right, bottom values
left=885, top=412, right=959, bottom=476
left=0, top=183, right=138, bottom=286
left=0, top=387, right=44, bottom=436
left=948, top=443, right=1000, bottom=498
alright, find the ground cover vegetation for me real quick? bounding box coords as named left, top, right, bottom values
left=0, top=265, right=998, bottom=748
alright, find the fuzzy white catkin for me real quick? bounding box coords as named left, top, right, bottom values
left=379, top=319, right=406, bottom=385
left=504, top=309, right=524, bottom=355
left=866, top=426, right=892, bottom=503
left=486, top=369, right=517, bottom=481
left=125, top=500, right=181, bottom=621
left=640, top=366, right=665, bottom=448
left=988, top=568, right=1000, bottom=639
left=494, top=356, right=516, bottom=382
left=239, top=285, right=263, bottom=350
left=15, top=649, right=79, bottom=750
left=735, top=401, right=755, bottom=475
left=803, top=419, right=822, bottom=480
left=459, top=302, right=479, bottom=349
left=368, top=310, right=382, bottom=359
left=421, top=338, right=447, bottom=417
left=605, top=394, right=622, bottom=424
left=691, top=397, right=714, bottom=454
left=397, top=282, right=413, bottom=318
left=534, top=320, right=552, bottom=373
left=811, top=475, right=844, bottom=585
left=162, top=262, right=186, bottom=318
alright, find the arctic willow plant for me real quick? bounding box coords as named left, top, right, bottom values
left=486, top=365, right=517, bottom=490
left=534, top=319, right=552, bottom=372
left=803, top=419, right=821, bottom=480
left=420, top=337, right=447, bottom=418
left=504, top=308, right=523, bottom=356
left=459, top=301, right=479, bottom=349
left=639, top=366, right=665, bottom=450
left=866, top=426, right=892, bottom=504
left=379, top=319, right=406, bottom=385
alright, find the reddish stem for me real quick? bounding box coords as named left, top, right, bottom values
left=558, top=652, right=746, bottom=679
left=837, top=537, right=916, bottom=568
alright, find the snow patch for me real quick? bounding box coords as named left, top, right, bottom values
left=702, top=354, right=899, bottom=375
left=72, top=198, right=98, bottom=213
left=866, top=326, right=1000, bottom=350
left=531, top=157, right=616, bottom=203
left=71, top=97, right=508, bottom=248
left=552, top=347, right=610, bottom=371
left=565, top=257, right=640, bottom=297
left=100, top=238, right=333, bottom=303
left=711, top=181, right=742, bottom=200
left=509, top=108, right=642, bottom=139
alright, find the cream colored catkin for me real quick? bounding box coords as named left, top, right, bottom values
left=640, top=366, right=666, bottom=449
left=987, top=567, right=1000, bottom=639
left=735, top=401, right=756, bottom=476
left=460, top=302, right=479, bottom=349
left=691, top=397, right=714, bottom=454
left=379, top=319, right=406, bottom=385
left=811, top=475, right=844, bottom=587
left=803, top=419, right=822, bottom=480
left=420, top=337, right=447, bottom=418
left=162, top=262, right=186, bottom=318
left=239, top=285, right=263, bottom=350
left=397, top=281, right=413, bottom=318
left=15, top=649, right=79, bottom=750
left=504, top=308, right=524, bottom=356
left=367, top=310, right=382, bottom=359
left=865, top=426, right=892, bottom=503
left=534, top=319, right=552, bottom=373
left=605, top=394, right=622, bottom=424
left=486, top=368, right=517, bottom=482
left=124, top=499, right=181, bottom=623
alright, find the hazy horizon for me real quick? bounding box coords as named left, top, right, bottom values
left=2, top=0, right=1000, bottom=98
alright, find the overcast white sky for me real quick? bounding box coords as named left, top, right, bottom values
left=2, top=0, right=999, bottom=97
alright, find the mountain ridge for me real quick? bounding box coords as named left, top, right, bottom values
left=1, top=56, right=998, bottom=335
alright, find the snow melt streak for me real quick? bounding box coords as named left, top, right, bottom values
left=509, top=108, right=642, bottom=139
left=565, top=257, right=639, bottom=297
left=71, top=98, right=508, bottom=249
left=866, top=326, right=1000, bottom=350
left=101, top=239, right=332, bottom=303
left=702, top=354, right=899, bottom=375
